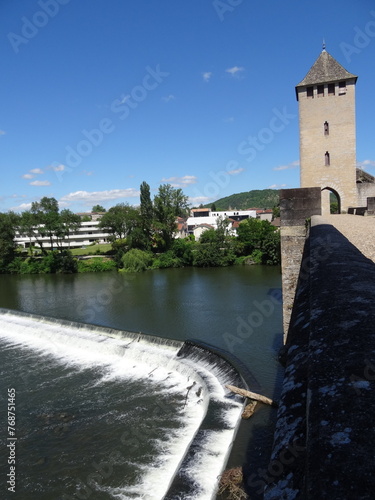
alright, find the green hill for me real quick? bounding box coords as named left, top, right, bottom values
left=204, top=189, right=280, bottom=211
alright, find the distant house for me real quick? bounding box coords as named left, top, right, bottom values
left=271, top=217, right=281, bottom=228
left=175, top=217, right=188, bottom=239
left=256, top=209, right=274, bottom=222
left=190, top=208, right=211, bottom=217
left=193, top=223, right=215, bottom=241
left=186, top=208, right=256, bottom=237
left=76, top=211, right=106, bottom=221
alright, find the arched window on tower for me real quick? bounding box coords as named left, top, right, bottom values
left=325, top=151, right=330, bottom=166
left=324, top=121, right=329, bottom=135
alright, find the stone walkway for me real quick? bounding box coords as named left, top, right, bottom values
left=312, top=214, right=375, bottom=263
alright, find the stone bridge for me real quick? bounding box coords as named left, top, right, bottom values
left=263, top=189, right=375, bottom=499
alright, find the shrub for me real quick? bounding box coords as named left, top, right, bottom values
left=249, top=249, right=263, bottom=264
left=171, top=238, right=195, bottom=266
left=59, top=250, right=79, bottom=273
left=152, top=250, right=181, bottom=269
left=77, top=258, right=116, bottom=273
left=111, top=238, right=128, bottom=267
left=261, top=231, right=281, bottom=265
left=121, top=249, right=152, bottom=272
left=193, top=244, right=235, bottom=267
left=6, top=250, right=78, bottom=274
left=7, top=257, right=29, bottom=274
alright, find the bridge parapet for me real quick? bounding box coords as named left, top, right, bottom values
left=280, top=188, right=321, bottom=337
left=264, top=217, right=375, bottom=499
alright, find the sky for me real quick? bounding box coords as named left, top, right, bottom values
left=1, top=0, right=375, bottom=213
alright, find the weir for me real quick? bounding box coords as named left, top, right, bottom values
left=0, top=308, right=248, bottom=499
left=265, top=216, right=375, bottom=499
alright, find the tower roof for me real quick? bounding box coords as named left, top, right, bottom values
left=296, top=50, right=357, bottom=87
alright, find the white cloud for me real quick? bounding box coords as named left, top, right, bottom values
left=60, top=188, right=140, bottom=205
left=11, top=202, right=32, bottom=212
left=202, top=72, right=212, bottom=83
left=273, top=161, right=299, bottom=171
left=30, top=180, right=51, bottom=186
left=357, top=159, right=375, bottom=169
left=162, top=94, right=175, bottom=103
left=161, top=175, right=198, bottom=188
left=227, top=167, right=244, bottom=176
left=268, top=183, right=287, bottom=189
left=58, top=200, right=70, bottom=208
left=22, top=167, right=45, bottom=179
left=51, top=164, right=65, bottom=172
left=226, top=66, right=245, bottom=77
left=188, top=196, right=211, bottom=206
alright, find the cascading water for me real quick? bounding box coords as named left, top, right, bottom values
left=0, top=309, right=246, bottom=499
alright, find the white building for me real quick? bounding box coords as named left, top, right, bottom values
left=186, top=208, right=256, bottom=240
left=15, top=221, right=110, bottom=250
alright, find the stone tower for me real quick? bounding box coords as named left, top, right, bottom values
left=296, top=48, right=358, bottom=213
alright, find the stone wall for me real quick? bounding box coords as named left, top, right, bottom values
left=280, top=187, right=321, bottom=337
left=264, top=216, right=375, bottom=499
left=357, top=182, right=375, bottom=207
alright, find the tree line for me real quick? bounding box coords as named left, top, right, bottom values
left=0, top=182, right=280, bottom=274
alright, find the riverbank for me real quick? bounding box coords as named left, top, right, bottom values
left=4, top=232, right=280, bottom=275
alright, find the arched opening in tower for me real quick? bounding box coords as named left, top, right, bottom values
left=322, top=187, right=341, bottom=214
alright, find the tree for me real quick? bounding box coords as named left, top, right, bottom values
left=99, top=203, right=140, bottom=240
left=18, top=210, right=44, bottom=254
left=172, top=187, right=190, bottom=218
left=18, top=198, right=83, bottom=253
left=330, top=202, right=339, bottom=214
left=0, top=212, right=17, bottom=272
left=237, top=218, right=275, bottom=253
left=261, top=231, right=281, bottom=265
left=194, top=218, right=235, bottom=267
left=30, top=197, right=62, bottom=250
left=211, top=203, right=217, bottom=212
left=92, top=205, right=106, bottom=213
left=215, top=217, right=232, bottom=246
left=199, top=228, right=217, bottom=244
left=139, top=181, right=153, bottom=248
left=60, top=209, right=81, bottom=248
left=153, top=184, right=190, bottom=251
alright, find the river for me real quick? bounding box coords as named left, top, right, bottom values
left=0, top=266, right=283, bottom=499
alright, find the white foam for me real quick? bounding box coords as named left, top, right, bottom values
left=0, top=312, right=243, bottom=499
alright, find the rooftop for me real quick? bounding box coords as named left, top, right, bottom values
left=296, top=49, right=357, bottom=88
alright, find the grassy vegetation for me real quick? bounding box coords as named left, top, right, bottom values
left=70, top=244, right=112, bottom=256
left=77, top=257, right=117, bottom=273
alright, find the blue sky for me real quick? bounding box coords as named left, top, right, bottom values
left=1, top=0, right=375, bottom=213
